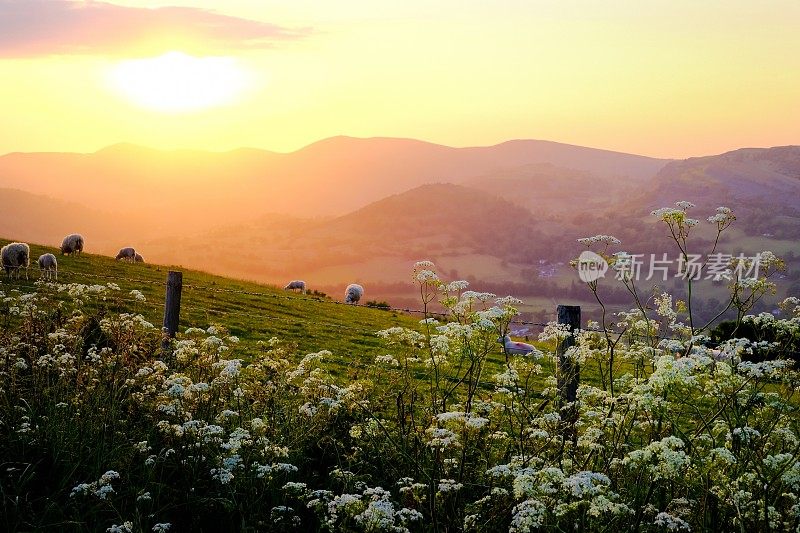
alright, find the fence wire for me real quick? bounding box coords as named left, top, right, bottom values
left=3, top=265, right=783, bottom=349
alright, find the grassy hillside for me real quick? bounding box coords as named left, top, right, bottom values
left=3, top=239, right=798, bottom=532
left=0, top=238, right=426, bottom=376
left=3, top=146, right=797, bottom=325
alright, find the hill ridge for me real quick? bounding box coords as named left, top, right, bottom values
left=2, top=135, right=673, bottom=160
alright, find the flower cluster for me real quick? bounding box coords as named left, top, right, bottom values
left=1, top=200, right=797, bottom=532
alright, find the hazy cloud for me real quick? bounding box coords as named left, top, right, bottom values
left=0, top=0, right=308, bottom=57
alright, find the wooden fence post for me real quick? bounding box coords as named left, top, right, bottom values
left=162, top=271, right=182, bottom=348
left=557, top=304, right=581, bottom=404
left=557, top=304, right=581, bottom=450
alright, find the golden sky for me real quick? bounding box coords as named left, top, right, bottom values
left=0, top=0, right=798, bottom=158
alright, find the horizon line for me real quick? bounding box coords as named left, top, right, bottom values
left=1, top=134, right=798, bottom=161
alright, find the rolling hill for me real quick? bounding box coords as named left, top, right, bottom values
left=135, top=183, right=559, bottom=292
left=0, top=139, right=797, bottom=320
left=640, top=146, right=800, bottom=209
left=609, top=146, right=800, bottom=246
left=0, top=135, right=671, bottom=295
left=0, top=237, right=423, bottom=370
left=0, top=136, right=669, bottom=226
left=0, top=188, right=162, bottom=251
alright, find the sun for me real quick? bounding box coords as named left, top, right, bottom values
left=108, top=51, right=250, bottom=113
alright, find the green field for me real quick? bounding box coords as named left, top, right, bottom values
left=3, top=239, right=799, bottom=532
left=3, top=239, right=568, bottom=387
left=6, top=238, right=775, bottom=391
left=1, top=239, right=434, bottom=370
left=0, top=239, right=655, bottom=389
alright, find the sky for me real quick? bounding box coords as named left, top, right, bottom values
left=0, top=0, right=798, bottom=158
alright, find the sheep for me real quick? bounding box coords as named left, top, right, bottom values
left=134, top=253, right=145, bottom=263
left=1, top=242, right=30, bottom=280
left=284, top=280, right=307, bottom=294
left=115, top=247, right=136, bottom=262
left=38, top=253, right=58, bottom=281
left=498, top=335, right=538, bottom=356
left=60, top=233, right=84, bottom=255
left=344, top=283, right=364, bottom=304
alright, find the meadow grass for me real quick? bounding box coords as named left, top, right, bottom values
left=2, top=240, right=420, bottom=359
left=2, top=240, right=798, bottom=532
left=2, top=240, right=628, bottom=394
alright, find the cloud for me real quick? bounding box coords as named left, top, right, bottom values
left=0, top=0, right=308, bottom=57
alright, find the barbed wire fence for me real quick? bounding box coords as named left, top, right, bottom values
left=5, top=265, right=799, bottom=398
left=6, top=267, right=399, bottom=338
left=3, top=264, right=739, bottom=346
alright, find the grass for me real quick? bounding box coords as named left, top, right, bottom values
left=1, top=239, right=424, bottom=372
left=4, top=240, right=797, bottom=532
left=0, top=238, right=640, bottom=391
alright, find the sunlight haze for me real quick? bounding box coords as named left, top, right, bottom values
left=108, top=51, right=253, bottom=112
left=0, top=0, right=798, bottom=157
left=2, top=6, right=800, bottom=529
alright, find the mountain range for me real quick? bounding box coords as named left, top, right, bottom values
left=1, top=137, right=798, bottom=314
left=0, top=136, right=666, bottom=224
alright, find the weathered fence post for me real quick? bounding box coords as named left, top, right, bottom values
left=557, top=305, right=581, bottom=450
left=556, top=304, right=581, bottom=404
left=162, top=271, right=182, bottom=349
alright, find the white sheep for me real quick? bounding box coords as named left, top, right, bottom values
left=134, top=253, right=145, bottom=263
left=284, top=280, right=307, bottom=294
left=60, top=233, right=84, bottom=255
left=115, top=247, right=136, bottom=262
left=344, top=283, right=364, bottom=304
left=1, top=242, right=30, bottom=279
left=498, top=335, right=538, bottom=356
left=38, top=253, right=58, bottom=281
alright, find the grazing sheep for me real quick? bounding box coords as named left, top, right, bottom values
left=134, top=253, right=145, bottom=263
left=60, top=233, right=84, bottom=255
left=344, top=283, right=364, bottom=304
left=115, top=247, right=136, bottom=262
left=284, top=280, right=307, bottom=294
left=498, top=335, right=538, bottom=356
left=1, top=242, right=30, bottom=279
left=38, top=253, right=58, bottom=281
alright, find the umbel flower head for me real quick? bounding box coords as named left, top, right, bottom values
left=651, top=201, right=699, bottom=225
left=412, top=260, right=443, bottom=299
left=707, top=206, right=736, bottom=229
left=577, top=235, right=621, bottom=247
left=651, top=201, right=701, bottom=239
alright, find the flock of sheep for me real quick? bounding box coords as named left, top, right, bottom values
left=2, top=237, right=536, bottom=354
left=0, top=234, right=145, bottom=281
left=1, top=234, right=365, bottom=306
left=284, top=280, right=365, bottom=305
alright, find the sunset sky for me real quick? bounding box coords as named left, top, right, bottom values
left=1, top=0, right=798, bottom=158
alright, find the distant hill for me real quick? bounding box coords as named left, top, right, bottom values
left=0, top=144, right=282, bottom=233
left=464, top=162, right=619, bottom=214
left=641, top=146, right=800, bottom=211
left=137, top=183, right=555, bottom=286
left=0, top=136, right=669, bottom=228
left=630, top=146, right=800, bottom=241
left=0, top=139, right=797, bottom=317
left=319, top=183, right=545, bottom=257
left=0, top=188, right=154, bottom=254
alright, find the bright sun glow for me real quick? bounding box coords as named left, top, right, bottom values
left=108, top=51, right=249, bottom=112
